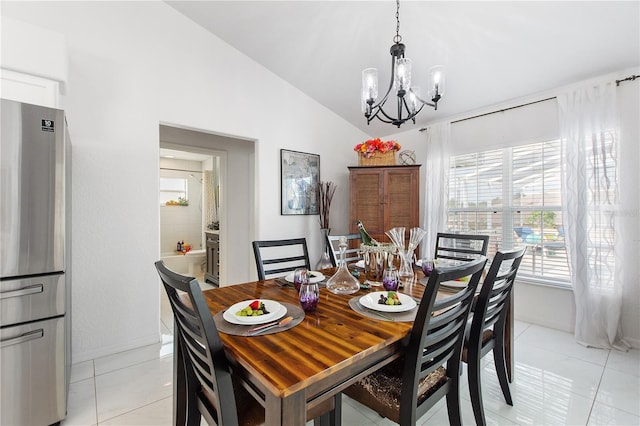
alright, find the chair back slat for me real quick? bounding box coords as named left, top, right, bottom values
left=154, top=261, right=239, bottom=425
left=399, top=256, right=487, bottom=424
left=252, top=238, right=311, bottom=280
left=435, top=232, right=490, bottom=262
left=326, top=234, right=362, bottom=267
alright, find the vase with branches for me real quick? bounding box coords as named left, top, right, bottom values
left=316, top=181, right=337, bottom=269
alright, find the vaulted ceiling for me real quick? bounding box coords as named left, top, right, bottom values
left=167, top=1, right=639, bottom=137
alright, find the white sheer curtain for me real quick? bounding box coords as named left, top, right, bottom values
left=422, top=122, right=451, bottom=258
left=558, top=81, right=629, bottom=350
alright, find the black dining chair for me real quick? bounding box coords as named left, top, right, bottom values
left=435, top=232, right=490, bottom=262
left=155, top=260, right=264, bottom=425
left=155, top=260, right=341, bottom=426
left=252, top=238, right=311, bottom=280
left=344, top=257, right=487, bottom=425
left=326, top=233, right=362, bottom=267
left=462, top=247, right=526, bottom=426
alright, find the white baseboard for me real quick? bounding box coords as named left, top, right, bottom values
left=72, top=332, right=162, bottom=364
left=515, top=313, right=574, bottom=334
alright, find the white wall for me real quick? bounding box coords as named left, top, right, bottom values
left=2, top=2, right=369, bottom=362
left=389, top=70, right=640, bottom=346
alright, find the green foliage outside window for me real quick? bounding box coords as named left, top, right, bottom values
left=525, top=211, right=556, bottom=228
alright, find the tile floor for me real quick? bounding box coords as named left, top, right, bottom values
left=63, top=287, right=640, bottom=426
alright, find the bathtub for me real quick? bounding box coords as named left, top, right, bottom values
left=160, top=249, right=206, bottom=277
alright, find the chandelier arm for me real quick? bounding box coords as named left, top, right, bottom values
left=408, top=88, right=438, bottom=107
left=369, top=53, right=398, bottom=111
left=367, top=109, right=395, bottom=125
left=375, top=104, right=403, bottom=123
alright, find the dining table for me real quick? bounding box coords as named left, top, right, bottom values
left=171, top=267, right=514, bottom=426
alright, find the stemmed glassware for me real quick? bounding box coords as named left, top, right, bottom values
left=293, top=268, right=308, bottom=291
left=382, top=268, right=400, bottom=291
left=299, top=280, right=319, bottom=312
left=385, top=227, right=427, bottom=280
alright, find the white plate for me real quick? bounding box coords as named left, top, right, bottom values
left=442, top=279, right=469, bottom=288
left=223, top=300, right=286, bottom=325
left=353, top=260, right=365, bottom=269
left=284, top=271, right=325, bottom=284
left=419, top=277, right=469, bottom=288
left=359, top=291, right=417, bottom=313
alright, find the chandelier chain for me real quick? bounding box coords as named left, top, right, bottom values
left=393, top=0, right=402, bottom=44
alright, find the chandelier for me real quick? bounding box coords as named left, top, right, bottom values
left=362, top=0, right=445, bottom=127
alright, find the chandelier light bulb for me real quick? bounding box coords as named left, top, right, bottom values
left=408, top=87, right=420, bottom=114
left=428, top=65, right=445, bottom=100
left=394, top=57, right=412, bottom=93
left=362, top=68, right=379, bottom=103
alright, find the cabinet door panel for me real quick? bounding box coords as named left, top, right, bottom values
left=350, top=170, right=385, bottom=241
left=385, top=169, right=419, bottom=230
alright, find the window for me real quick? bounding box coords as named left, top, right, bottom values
left=447, top=140, right=570, bottom=284
left=160, top=177, right=188, bottom=206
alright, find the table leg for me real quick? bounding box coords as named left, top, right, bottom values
left=314, top=394, right=342, bottom=426
left=266, top=390, right=306, bottom=426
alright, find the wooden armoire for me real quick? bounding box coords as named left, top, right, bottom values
left=348, top=165, right=421, bottom=244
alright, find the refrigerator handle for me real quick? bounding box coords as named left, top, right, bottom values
left=0, top=284, right=44, bottom=299
left=0, top=329, right=44, bottom=348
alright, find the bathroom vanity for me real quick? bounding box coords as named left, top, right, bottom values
left=205, top=231, right=220, bottom=286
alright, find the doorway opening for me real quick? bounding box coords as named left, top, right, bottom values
left=159, top=147, right=220, bottom=289
left=158, top=123, right=256, bottom=286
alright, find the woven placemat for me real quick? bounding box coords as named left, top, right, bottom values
left=214, top=302, right=305, bottom=336
left=348, top=296, right=418, bottom=322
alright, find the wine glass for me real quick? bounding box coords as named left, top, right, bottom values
left=382, top=268, right=399, bottom=291
left=421, top=259, right=435, bottom=276
left=293, top=268, right=309, bottom=291
left=299, top=282, right=319, bottom=312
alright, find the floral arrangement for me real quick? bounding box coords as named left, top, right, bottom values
left=354, top=138, right=401, bottom=159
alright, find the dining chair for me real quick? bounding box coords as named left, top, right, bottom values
left=462, top=247, right=526, bottom=426
left=252, top=238, right=311, bottom=280
left=154, top=260, right=264, bottom=425
left=326, top=233, right=362, bottom=267
left=434, top=232, right=490, bottom=262
left=155, top=260, right=342, bottom=426
left=344, top=256, right=487, bottom=425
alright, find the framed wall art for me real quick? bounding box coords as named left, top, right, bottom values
left=280, top=149, right=320, bottom=215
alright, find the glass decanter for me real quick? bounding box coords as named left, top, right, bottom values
left=326, top=236, right=360, bottom=295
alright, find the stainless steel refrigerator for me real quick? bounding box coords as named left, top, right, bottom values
left=1, top=99, right=71, bottom=425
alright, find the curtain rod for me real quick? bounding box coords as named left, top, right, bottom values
left=419, top=74, right=638, bottom=132
left=616, top=74, right=639, bottom=86
left=160, top=167, right=203, bottom=173
left=449, top=97, right=556, bottom=125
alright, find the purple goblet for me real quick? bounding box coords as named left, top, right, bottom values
left=421, top=259, right=435, bottom=276
left=382, top=269, right=399, bottom=291
left=293, top=268, right=309, bottom=291
left=299, top=282, right=319, bottom=312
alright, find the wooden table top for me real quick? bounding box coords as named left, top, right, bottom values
left=200, top=269, right=429, bottom=399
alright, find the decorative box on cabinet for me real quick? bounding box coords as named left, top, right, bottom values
left=205, top=231, right=220, bottom=286
left=349, top=165, right=421, bottom=249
